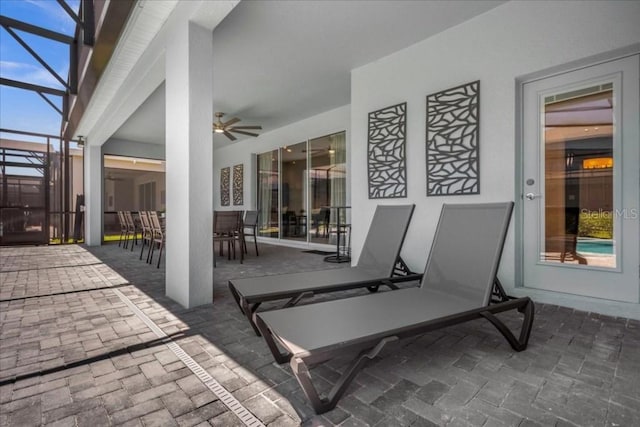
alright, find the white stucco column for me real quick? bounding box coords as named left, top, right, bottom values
left=165, top=20, right=214, bottom=308
left=83, top=143, right=102, bottom=246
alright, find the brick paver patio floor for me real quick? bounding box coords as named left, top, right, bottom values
left=1, top=242, right=639, bottom=426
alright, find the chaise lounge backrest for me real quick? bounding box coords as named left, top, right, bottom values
left=420, top=202, right=514, bottom=306
left=355, top=204, right=415, bottom=276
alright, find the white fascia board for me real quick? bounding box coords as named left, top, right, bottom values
left=76, top=0, right=179, bottom=145
left=76, top=0, right=239, bottom=147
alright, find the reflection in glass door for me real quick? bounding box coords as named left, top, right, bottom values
left=543, top=86, right=615, bottom=268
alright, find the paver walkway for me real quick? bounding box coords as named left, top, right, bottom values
left=1, top=243, right=639, bottom=426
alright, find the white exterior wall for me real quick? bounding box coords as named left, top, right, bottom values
left=350, top=2, right=640, bottom=289
left=213, top=105, right=350, bottom=212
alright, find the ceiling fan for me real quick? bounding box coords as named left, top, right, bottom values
left=213, top=112, right=262, bottom=141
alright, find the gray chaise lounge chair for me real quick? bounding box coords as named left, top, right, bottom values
left=255, top=202, right=534, bottom=414
left=229, top=204, right=422, bottom=334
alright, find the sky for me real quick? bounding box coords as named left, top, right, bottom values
left=0, top=0, right=80, bottom=141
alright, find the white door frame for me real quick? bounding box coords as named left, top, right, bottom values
left=514, top=46, right=640, bottom=315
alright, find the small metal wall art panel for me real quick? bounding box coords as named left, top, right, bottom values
left=220, top=167, right=230, bottom=206
left=367, top=102, right=407, bottom=199
left=233, top=164, right=244, bottom=206
left=426, top=80, right=480, bottom=196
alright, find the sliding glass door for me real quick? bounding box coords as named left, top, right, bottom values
left=256, top=131, right=346, bottom=244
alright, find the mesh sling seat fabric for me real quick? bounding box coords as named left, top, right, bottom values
left=229, top=204, right=422, bottom=335
left=255, top=202, right=534, bottom=414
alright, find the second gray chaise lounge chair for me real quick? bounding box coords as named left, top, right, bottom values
left=255, top=202, right=534, bottom=414
left=229, top=204, right=422, bottom=334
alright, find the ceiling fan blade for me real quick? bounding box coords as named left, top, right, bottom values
left=228, top=125, right=262, bottom=130
left=222, top=117, right=241, bottom=127
left=223, top=130, right=237, bottom=141
left=229, top=129, right=260, bottom=137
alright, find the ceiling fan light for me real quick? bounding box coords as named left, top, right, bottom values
left=328, top=149, right=335, bottom=154
left=214, top=128, right=224, bottom=133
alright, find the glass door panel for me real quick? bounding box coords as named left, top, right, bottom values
left=280, top=142, right=307, bottom=241
left=543, top=87, right=615, bottom=268
left=257, top=150, right=279, bottom=238
left=309, top=132, right=347, bottom=244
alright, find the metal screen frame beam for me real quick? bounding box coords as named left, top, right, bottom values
left=1, top=24, right=71, bottom=91
left=55, top=0, right=94, bottom=46
left=0, top=15, right=74, bottom=44
left=0, top=78, right=66, bottom=97
left=35, top=92, right=63, bottom=116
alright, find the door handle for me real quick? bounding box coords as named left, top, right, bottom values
left=525, top=193, right=542, bottom=200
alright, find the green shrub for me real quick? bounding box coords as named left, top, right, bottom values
left=578, top=211, right=613, bottom=239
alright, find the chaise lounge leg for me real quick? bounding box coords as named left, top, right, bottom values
left=229, top=283, right=262, bottom=335
left=255, top=315, right=291, bottom=364
left=480, top=297, right=534, bottom=351
left=290, top=336, right=399, bottom=414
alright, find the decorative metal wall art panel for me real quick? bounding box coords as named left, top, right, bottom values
left=220, top=167, right=230, bottom=206
left=367, top=102, right=407, bottom=199
left=233, top=164, right=244, bottom=206
left=426, top=80, right=480, bottom=196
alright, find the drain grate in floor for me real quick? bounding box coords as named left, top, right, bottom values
left=111, top=288, right=265, bottom=427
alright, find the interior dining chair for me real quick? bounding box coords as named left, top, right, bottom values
left=117, top=211, right=128, bottom=247
left=138, top=211, right=153, bottom=262
left=213, top=210, right=243, bottom=267
left=147, top=211, right=165, bottom=268
left=123, top=211, right=138, bottom=250
left=243, top=210, right=259, bottom=256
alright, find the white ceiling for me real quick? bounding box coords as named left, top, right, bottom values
left=112, top=0, right=505, bottom=147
